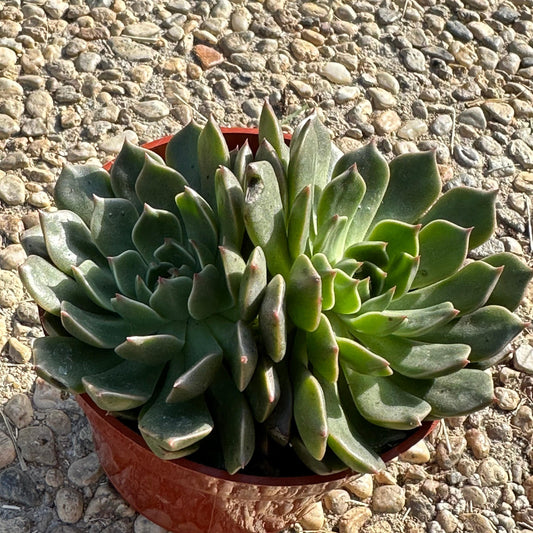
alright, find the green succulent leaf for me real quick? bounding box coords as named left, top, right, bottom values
left=239, top=246, right=267, bottom=321
left=142, top=438, right=200, bottom=461
left=343, top=311, right=407, bottom=337
left=71, top=260, right=117, bottom=312
left=389, top=261, right=503, bottom=314
left=368, top=220, right=420, bottom=260
left=391, top=369, right=494, bottom=418
left=219, top=246, right=246, bottom=306
left=188, top=263, right=232, bottom=320
left=412, top=221, right=471, bottom=289
left=246, top=355, right=280, bottom=423
left=149, top=276, right=192, bottom=321
left=290, top=436, right=347, bottom=476
left=343, top=368, right=432, bottom=430
left=357, top=262, right=386, bottom=297
left=165, top=121, right=203, bottom=191
left=61, top=301, right=132, bottom=349
left=132, top=205, right=183, bottom=263
left=198, top=116, right=230, bottom=208
left=207, top=365, right=255, bottom=474
left=417, top=305, right=526, bottom=362
left=336, top=337, right=391, bottom=376
left=111, top=294, right=167, bottom=333
left=372, top=151, right=440, bottom=228
left=82, top=359, right=165, bottom=411
left=110, top=139, right=164, bottom=212
left=287, top=254, right=322, bottom=332
left=383, top=252, right=420, bottom=298
left=264, top=361, right=292, bottom=446
left=244, top=161, right=291, bottom=277
left=135, top=275, right=153, bottom=304
left=482, top=252, right=533, bottom=311
left=313, top=215, right=349, bottom=264
left=334, top=143, right=390, bottom=245
left=40, top=311, right=69, bottom=337
left=232, top=139, right=253, bottom=187
left=54, top=165, right=114, bottom=226
left=33, top=336, right=122, bottom=393
left=176, top=186, right=218, bottom=255
left=135, top=155, right=188, bottom=216
left=115, top=334, right=184, bottom=366
left=420, top=187, right=497, bottom=249
left=215, top=166, right=244, bottom=251
left=20, top=225, right=49, bottom=259
left=40, top=210, right=105, bottom=274
left=291, top=361, right=328, bottom=460
left=90, top=196, right=138, bottom=258
left=344, top=241, right=389, bottom=269
left=255, top=139, right=288, bottom=212
left=359, top=287, right=396, bottom=313
left=307, top=314, right=339, bottom=382
left=332, top=268, right=361, bottom=315
left=311, top=253, right=337, bottom=311
left=259, top=99, right=287, bottom=162
left=287, top=185, right=312, bottom=260
left=259, top=274, right=287, bottom=363
left=19, top=255, right=95, bottom=316
left=108, top=250, right=147, bottom=299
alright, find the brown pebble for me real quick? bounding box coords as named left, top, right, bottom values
left=193, top=44, right=224, bottom=70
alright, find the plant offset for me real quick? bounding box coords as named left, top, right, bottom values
left=20, top=102, right=531, bottom=475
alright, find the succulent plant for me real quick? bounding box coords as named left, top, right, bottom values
left=20, top=102, right=532, bottom=476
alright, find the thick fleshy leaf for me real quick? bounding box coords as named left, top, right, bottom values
left=246, top=355, right=280, bottom=423
left=311, top=253, right=336, bottom=311
left=71, top=260, right=117, bottom=311
left=82, top=359, right=164, bottom=411
left=132, top=205, right=183, bottom=263
left=207, top=316, right=258, bottom=391
left=176, top=186, right=218, bottom=254
left=343, top=311, right=407, bottom=336
left=412, top=220, right=471, bottom=289
left=239, top=246, right=267, bottom=321
left=54, top=165, right=114, bottom=226
left=19, top=255, right=94, bottom=316
left=207, top=365, right=255, bottom=474
left=482, top=252, right=533, bottom=311
left=287, top=254, right=322, bottom=332
left=61, top=301, right=131, bottom=349
left=188, top=264, right=232, bottom=320
left=90, top=196, right=138, bottom=257
left=149, top=276, right=192, bottom=320
left=358, top=287, right=396, bottom=313
left=336, top=337, right=391, bottom=376
left=383, top=252, right=420, bottom=298
left=115, top=334, right=183, bottom=366
left=264, top=361, right=292, bottom=446
left=33, top=336, right=121, bottom=393
left=391, top=369, right=494, bottom=418
left=420, top=187, right=497, bottom=249
left=219, top=246, right=246, bottom=305
left=306, top=314, right=339, bottom=382
left=165, top=121, right=203, bottom=191
left=244, top=161, right=291, bottom=277
left=41, top=210, right=105, bottom=274
left=356, top=277, right=371, bottom=304
left=291, top=361, right=328, bottom=460
left=287, top=185, right=312, bottom=260
left=189, top=239, right=215, bottom=269
left=290, top=436, right=347, bottom=476
left=259, top=274, right=287, bottom=363
left=198, top=116, right=230, bottom=208
left=344, top=241, right=389, bottom=269
left=110, top=139, right=164, bottom=212
left=359, top=334, right=470, bottom=379
left=332, top=268, right=361, bottom=315
left=317, top=375, right=385, bottom=474
left=357, top=262, right=387, bottom=297
left=20, top=225, right=49, bottom=259
left=40, top=311, right=69, bottom=337
left=368, top=220, right=420, bottom=260
left=259, top=99, right=286, bottom=161
left=135, top=155, right=188, bottom=215
left=143, top=437, right=199, bottom=461
left=135, top=275, right=153, bottom=304
left=309, top=113, right=334, bottom=201
left=108, top=250, right=147, bottom=299
left=313, top=215, right=349, bottom=265
left=255, top=139, right=288, bottom=212
left=333, top=143, right=390, bottom=244
left=418, top=305, right=526, bottom=362
left=343, top=369, right=431, bottom=430
left=372, top=151, right=440, bottom=228
left=232, top=140, right=253, bottom=187
left=215, top=166, right=244, bottom=251
left=154, top=239, right=196, bottom=269
left=389, top=262, right=503, bottom=314
left=111, top=294, right=166, bottom=333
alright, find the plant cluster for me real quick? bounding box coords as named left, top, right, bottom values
left=20, top=102, right=532, bottom=475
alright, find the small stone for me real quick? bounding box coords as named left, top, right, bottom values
left=131, top=65, right=153, bottom=84
left=55, top=487, right=84, bottom=524
left=400, top=48, right=426, bottom=72
left=132, top=101, right=170, bottom=121
left=482, top=102, right=514, bottom=125
left=18, top=425, right=57, bottom=466
left=320, top=62, right=352, bottom=85
left=465, top=428, right=490, bottom=459
left=323, top=489, right=351, bottom=515
left=338, top=506, right=372, bottom=533
left=299, top=501, right=324, bottom=531
left=109, top=37, right=155, bottom=62
left=290, top=39, right=319, bottom=62
left=453, top=145, right=482, bottom=168
left=494, top=387, right=520, bottom=410
left=25, top=90, right=54, bottom=119
left=193, top=44, right=224, bottom=69
left=478, top=457, right=508, bottom=487
left=430, top=115, right=453, bottom=136
left=462, top=513, right=495, bottom=533
left=76, top=52, right=101, bottom=73
left=0, top=270, right=24, bottom=307
left=33, top=378, right=63, bottom=409
left=446, top=20, right=473, bottom=42
left=21, top=118, right=48, bottom=137
left=373, top=110, right=402, bottom=135
left=435, top=435, right=467, bottom=469
left=345, top=473, right=373, bottom=499
left=524, top=475, right=533, bottom=504
left=0, top=468, right=40, bottom=506
left=0, top=47, right=17, bottom=70
left=498, top=53, right=521, bottom=75
left=84, top=483, right=135, bottom=520
left=68, top=452, right=104, bottom=487
left=45, top=468, right=64, bottom=488
left=46, top=410, right=72, bottom=435
left=514, top=343, right=533, bottom=374
left=399, top=440, right=431, bottom=464
left=99, top=130, right=139, bottom=154
left=376, top=72, right=400, bottom=95
left=457, top=107, right=486, bottom=129
left=397, top=119, right=427, bottom=141
left=0, top=430, right=16, bottom=469
left=508, top=139, right=533, bottom=169
left=28, top=191, right=51, bottom=208
left=406, top=493, right=435, bottom=522
left=437, top=509, right=459, bottom=533
left=367, top=88, right=396, bottom=110
left=4, top=394, right=33, bottom=428
left=67, top=143, right=98, bottom=162
left=123, top=22, right=160, bottom=38
left=289, top=80, right=314, bottom=98
left=372, top=485, right=405, bottom=513
left=0, top=78, right=23, bottom=98
left=462, top=486, right=487, bottom=507
left=334, top=86, right=360, bottom=104
left=0, top=174, right=25, bottom=206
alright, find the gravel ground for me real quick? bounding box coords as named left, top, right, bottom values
left=0, top=0, right=532, bottom=532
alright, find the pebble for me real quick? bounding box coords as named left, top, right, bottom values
left=430, top=114, right=453, bottom=136
left=398, top=119, right=428, bottom=140
left=0, top=114, right=20, bottom=139
left=289, top=80, right=314, bottom=98
left=0, top=270, right=24, bottom=307
left=482, top=102, right=514, bottom=125
left=18, top=425, right=57, bottom=466
left=84, top=483, right=136, bottom=520
left=25, top=90, right=54, bottom=119
left=373, top=110, right=401, bottom=135
left=320, top=62, right=352, bottom=85
left=372, top=485, right=405, bottom=513
left=399, top=440, right=431, bottom=464
left=290, top=39, right=319, bottom=62
left=0, top=468, right=40, bottom=506
left=345, top=474, right=373, bottom=500
left=406, top=493, right=435, bottom=522
left=299, top=501, right=325, bottom=531
left=457, top=107, right=486, bottom=129
left=55, top=487, right=84, bottom=524
left=0, top=47, right=17, bottom=69
left=462, top=513, right=495, bottom=533
left=508, top=139, right=533, bottom=169
left=32, top=378, right=64, bottom=409
left=494, top=387, right=520, bottom=411
left=323, top=489, right=351, bottom=515
left=109, top=37, right=156, bottom=61
left=478, top=458, right=509, bottom=487
left=453, top=144, right=482, bottom=168
left=514, top=343, right=533, bottom=374
left=193, top=44, right=224, bottom=69
left=462, top=486, right=487, bottom=507
left=367, top=88, right=396, bottom=110
left=400, top=48, right=426, bottom=72
left=132, top=100, right=170, bottom=120
left=465, top=428, right=491, bottom=459
left=338, top=507, right=372, bottom=533
left=0, top=174, right=26, bottom=206
left=0, top=430, right=16, bottom=469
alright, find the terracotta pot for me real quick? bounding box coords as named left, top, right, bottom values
left=84, top=129, right=438, bottom=533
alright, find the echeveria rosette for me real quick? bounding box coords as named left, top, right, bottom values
left=19, top=102, right=532, bottom=476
